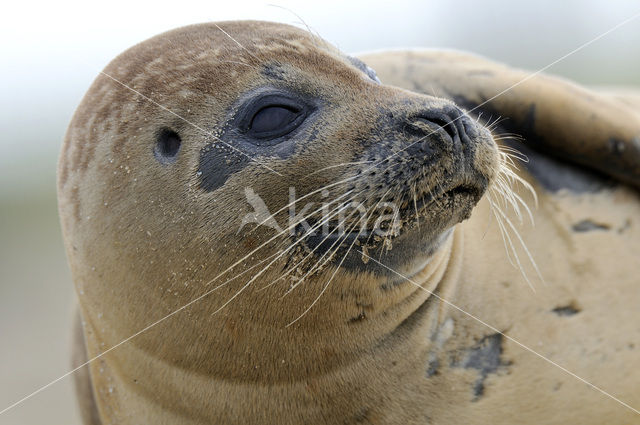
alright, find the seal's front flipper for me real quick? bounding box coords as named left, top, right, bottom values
left=359, top=50, right=640, bottom=190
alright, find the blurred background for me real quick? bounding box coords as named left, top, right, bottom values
left=1, top=0, right=638, bottom=423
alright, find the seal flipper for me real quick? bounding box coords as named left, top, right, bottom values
left=359, top=50, right=640, bottom=190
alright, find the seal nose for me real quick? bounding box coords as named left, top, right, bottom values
left=404, top=105, right=474, bottom=156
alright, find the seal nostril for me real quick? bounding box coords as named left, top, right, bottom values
left=427, top=116, right=458, bottom=141
left=412, top=113, right=460, bottom=142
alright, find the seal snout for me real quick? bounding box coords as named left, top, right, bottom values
left=404, top=105, right=475, bottom=157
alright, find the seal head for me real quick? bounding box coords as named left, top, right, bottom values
left=58, top=21, right=499, bottom=424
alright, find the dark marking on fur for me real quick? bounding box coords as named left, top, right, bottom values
left=349, top=311, right=367, bottom=323
left=198, top=144, right=250, bottom=192
left=426, top=358, right=440, bottom=377
left=572, top=220, right=610, bottom=232
left=261, top=63, right=287, bottom=81
left=552, top=303, right=581, bottom=316
left=452, top=333, right=510, bottom=400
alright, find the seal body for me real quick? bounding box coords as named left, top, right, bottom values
left=58, top=22, right=640, bottom=424
left=360, top=50, right=640, bottom=424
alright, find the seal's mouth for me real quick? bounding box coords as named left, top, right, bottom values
left=300, top=180, right=484, bottom=251
left=409, top=183, right=483, bottom=216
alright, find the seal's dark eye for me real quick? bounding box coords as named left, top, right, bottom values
left=250, top=105, right=300, bottom=136
left=239, top=94, right=309, bottom=143
left=154, top=128, right=181, bottom=164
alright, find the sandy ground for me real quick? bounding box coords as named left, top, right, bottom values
left=0, top=194, right=81, bottom=424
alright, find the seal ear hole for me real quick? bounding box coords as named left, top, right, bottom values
left=155, top=129, right=181, bottom=164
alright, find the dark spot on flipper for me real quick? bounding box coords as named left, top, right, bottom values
left=198, top=143, right=250, bottom=192
left=572, top=220, right=610, bottom=232
left=460, top=334, right=505, bottom=397
left=452, top=333, right=510, bottom=400
left=552, top=302, right=581, bottom=316
left=601, top=137, right=640, bottom=187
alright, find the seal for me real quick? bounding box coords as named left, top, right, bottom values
left=57, top=22, right=640, bottom=424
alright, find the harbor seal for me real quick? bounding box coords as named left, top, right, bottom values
left=57, top=21, right=640, bottom=424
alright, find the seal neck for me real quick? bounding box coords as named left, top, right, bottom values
left=379, top=225, right=463, bottom=343
left=92, top=227, right=466, bottom=424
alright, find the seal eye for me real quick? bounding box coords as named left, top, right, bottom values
left=239, top=94, right=309, bottom=143
left=250, top=105, right=300, bottom=137
left=154, top=128, right=181, bottom=164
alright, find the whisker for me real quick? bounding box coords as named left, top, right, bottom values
left=286, top=213, right=368, bottom=327
left=290, top=188, right=394, bottom=293
left=412, top=183, right=420, bottom=231
left=258, top=196, right=361, bottom=291
left=209, top=200, right=359, bottom=315
left=491, top=201, right=544, bottom=288
left=304, top=161, right=373, bottom=178
left=248, top=188, right=354, bottom=235
left=247, top=177, right=361, bottom=232
left=286, top=188, right=391, bottom=291
left=283, top=213, right=362, bottom=296
left=199, top=189, right=356, bottom=291
left=490, top=197, right=519, bottom=269
left=363, top=188, right=392, bottom=246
